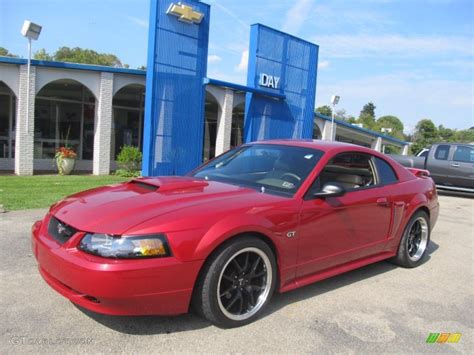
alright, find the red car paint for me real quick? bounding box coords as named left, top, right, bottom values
left=32, top=140, right=439, bottom=316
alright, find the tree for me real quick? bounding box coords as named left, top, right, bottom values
left=33, top=47, right=127, bottom=67
left=409, top=121, right=473, bottom=154
left=376, top=115, right=405, bottom=140
left=335, top=108, right=346, bottom=119
left=415, top=119, right=438, bottom=141
left=0, top=47, right=19, bottom=57
left=315, top=105, right=332, bottom=117
left=359, top=115, right=377, bottom=130
left=358, top=102, right=377, bottom=130
left=333, top=109, right=356, bottom=123
left=454, top=127, right=474, bottom=143
left=411, top=119, right=439, bottom=154
left=33, top=48, right=53, bottom=61
left=438, top=125, right=455, bottom=142
left=360, top=102, right=376, bottom=118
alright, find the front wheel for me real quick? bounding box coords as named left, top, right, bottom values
left=193, top=236, right=277, bottom=328
left=392, top=210, right=431, bottom=268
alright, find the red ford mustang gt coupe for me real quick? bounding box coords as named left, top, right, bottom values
left=32, top=140, right=439, bottom=327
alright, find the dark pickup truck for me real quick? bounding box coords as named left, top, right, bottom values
left=390, top=143, right=474, bottom=193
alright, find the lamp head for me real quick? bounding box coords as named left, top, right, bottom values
left=21, top=20, right=42, bottom=40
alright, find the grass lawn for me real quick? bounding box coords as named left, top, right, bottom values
left=0, top=175, right=129, bottom=211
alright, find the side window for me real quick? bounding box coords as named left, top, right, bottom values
left=453, top=146, right=474, bottom=163
left=419, top=150, right=428, bottom=158
left=309, top=153, right=376, bottom=194
left=374, top=157, right=398, bottom=184
left=434, top=145, right=450, bottom=160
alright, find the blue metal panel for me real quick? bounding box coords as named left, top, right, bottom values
left=204, top=78, right=286, bottom=99
left=143, top=0, right=210, bottom=176
left=244, top=24, right=319, bottom=143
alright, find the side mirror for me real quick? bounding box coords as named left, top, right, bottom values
left=313, top=183, right=346, bottom=199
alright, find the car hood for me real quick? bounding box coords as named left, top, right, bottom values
left=50, top=176, right=277, bottom=235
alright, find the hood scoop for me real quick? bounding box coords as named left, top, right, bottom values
left=129, top=177, right=208, bottom=193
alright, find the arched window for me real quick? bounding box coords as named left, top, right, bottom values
left=0, top=82, right=16, bottom=159
left=34, top=79, right=95, bottom=160
left=112, top=84, right=145, bottom=160
left=231, top=103, right=244, bottom=148
left=312, top=120, right=322, bottom=139
left=203, top=92, right=219, bottom=162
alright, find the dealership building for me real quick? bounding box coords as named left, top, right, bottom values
left=0, top=1, right=408, bottom=176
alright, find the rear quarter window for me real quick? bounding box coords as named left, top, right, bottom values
left=374, top=157, right=398, bottom=184
left=453, top=146, right=474, bottom=163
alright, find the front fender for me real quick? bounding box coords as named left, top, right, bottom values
left=192, top=207, right=300, bottom=288
left=193, top=214, right=277, bottom=260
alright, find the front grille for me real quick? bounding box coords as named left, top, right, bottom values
left=47, top=216, right=78, bottom=245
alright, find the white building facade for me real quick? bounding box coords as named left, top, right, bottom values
left=0, top=58, right=408, bottom=175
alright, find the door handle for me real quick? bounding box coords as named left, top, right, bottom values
left=376, top=198, right=390, bottom=207
left=451, top=163, right=460, bottom=167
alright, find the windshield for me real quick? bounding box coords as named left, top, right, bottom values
left=191, top=144, right=324, bottom=196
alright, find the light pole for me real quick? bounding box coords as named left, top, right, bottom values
left=20, top=20, right=42, bottom=133
left=330, top=95, right=340, bottom=141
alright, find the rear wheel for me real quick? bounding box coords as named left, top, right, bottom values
left=193, top=236, right=277, bottom=328
left=392, top=210, right=430, bottom=268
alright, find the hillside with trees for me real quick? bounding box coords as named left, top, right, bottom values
left=0, top=47, right=19, bottom=57
left=0, top=46, right=149, bottom=69
left=33, top=47, right=129, bottom=68
left=315, top=102, right=473, bottom=154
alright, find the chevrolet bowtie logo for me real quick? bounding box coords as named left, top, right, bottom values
left=167, top=2, right=204, bottom=24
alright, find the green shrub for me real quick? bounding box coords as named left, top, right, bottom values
left=116, top=145, right=142, bottom=177
left=115, top=168, right=141, bottom=177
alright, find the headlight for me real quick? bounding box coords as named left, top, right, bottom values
left=78, top=233, right=171, bottom=259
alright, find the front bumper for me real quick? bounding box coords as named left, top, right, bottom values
left=31, top=215, right=204, bottom=316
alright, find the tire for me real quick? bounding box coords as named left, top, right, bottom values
left=392, top=210, right=431, bottom=268
left=192, top=236, right=277, bottom=328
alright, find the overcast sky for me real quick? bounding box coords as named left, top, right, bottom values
left=1, top=0, right=472, bottom=131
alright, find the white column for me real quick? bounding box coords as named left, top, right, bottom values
left=14, top=65, right=36, bottom=176
left=215, top=88, right=234, bottom=155
left=371, top=137, right=382, bottom=152
left=93, top=72, right=113, bottom=175
left=321, top=120, right=336, bottom=140
left=401, top=144, right=409, bottom=155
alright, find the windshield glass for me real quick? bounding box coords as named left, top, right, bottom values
left=191, top=144, right=324, bottom=196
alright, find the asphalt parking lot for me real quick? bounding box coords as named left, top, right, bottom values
left=1, top=194, right=472, bottom=353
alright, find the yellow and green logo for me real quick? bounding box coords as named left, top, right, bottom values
left=426, top=333, right=462, bottom=344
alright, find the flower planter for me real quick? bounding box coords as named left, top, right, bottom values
left=55, top=146, right=77, bottom=175
left=57, top=158, right=76, bottom=175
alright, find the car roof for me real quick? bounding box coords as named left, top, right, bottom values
left=249, top=139, right=376, bottom=154
left=248, top=139, right=416, bottom=182
left=431, top=142, right=473, bottom=146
